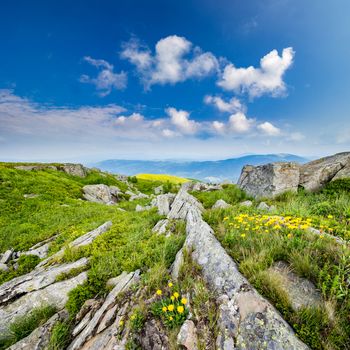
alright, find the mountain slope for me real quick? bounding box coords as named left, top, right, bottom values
left=93, top=154, right=308, bottom=182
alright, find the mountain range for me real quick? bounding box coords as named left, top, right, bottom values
left=92, top=154, right=309, bottom=182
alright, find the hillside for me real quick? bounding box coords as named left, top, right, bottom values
left=0, top=157, right=349, bottom=350
left=93, top=154, right=308, bottom=182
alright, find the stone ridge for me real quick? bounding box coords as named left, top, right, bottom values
left=170, top=188, right=309, bottom=349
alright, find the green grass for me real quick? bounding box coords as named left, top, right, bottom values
left=47, top=320, right=71, bottom=350
left=191, top=184, right=248, bottom=209
left=0, top=305, right=57, bottom=349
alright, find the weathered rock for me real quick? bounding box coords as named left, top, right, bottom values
left=0, top=272, right=87, bottom=336
left=177, top=320, right=198, bottom=350
left=20, top=242, right=50, bottom=259
left=238, top=162, right=300, bottom=198
left=135, top=204, right=146, bottom=212
left=168, top=189, right=203, bottom=220
left=154, top=185, right=164, bottom=195
left=181, top=192, right=309, bottom=349
left=268, top=262, right=322, bottom=311
left=83, top=184, right=119, bottom=204
left=62, top=163, right=87, bottom=177
left=152, top=194, right=176, bottom=215
left=0, top=263, right=8, bottom=272
left=300, top=152, right=350, bottom=191
left=0, top=257, right=88, bottom=305
left=139, top=319, right=169, bottom=350
left=152, top=219, right=170, bottom=236
left=7, top=310, right=68, bottom=350
left=239, top=200, right=253, bottom=207
left=37, top=222, right=111, bottom=267
left=171, top=248, right=184, bottom=280
left=67, top=270, right=140, bottom=350
left=14, top=165, right=57, bottom=172
left=307, top=227, right=345, bottom=245
left=212, top=199, right=231, bottom=209
left=0, top=249, right=13, bottom=264
left=75, top=299, right=101, bottom=323
left=129, top=192, right=149, bottom=201
left=257, top=201, right=270, bottom=211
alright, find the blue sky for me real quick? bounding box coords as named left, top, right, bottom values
left=0, top=0, right=349, bottom=162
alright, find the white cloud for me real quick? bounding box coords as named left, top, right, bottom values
left=217, top=47, right=295, bottom=98
left=80, top=56, right=127, bottom=96
left=257, top=121, right=281, bottom=136
left=162, top=128, right=179, bottom=138
left=121, top=35, right=218, bottom=88
left=204, top=95, right=244, bottom=113
left=229, top=112, right=255, bottom=133
left=166, top=107, right=199, bottom=134
left=212, top=121, right=226, bottom=134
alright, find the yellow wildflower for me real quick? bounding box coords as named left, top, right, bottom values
left=170, top=296, right=175, bottom=301
left=119, top=320, right=124, bottom=326
left=162, top=306, right=167, bottom=312
left=181, top=297, right=187, bottom=305
left=156, top=289, right=162, bottom=296
left=169, top=316, right=173, bottom=321
left=224, top=217, right=229, bottom=221
left=131, top=315, right=136, bottom=320
left=328, top=215, right=333, bottom=219
left=173, top=292, right=179, bottom=299
left=168, top=304, right=174, bottom=311
left=177, top=306, right=184, bottom=314
left=168, top=282, right=173, bottom=288
left=241, top=233, right=246, bottom=238
left=287, top=233, right=292, bottom=239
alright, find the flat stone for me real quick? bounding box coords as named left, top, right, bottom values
left=0, top=249, right=13, bottom=264
left=0, top=263, right=9, bottom=272
left=239, top=200, right=253, bottom=207
left=268, top=262, right=322, bottom=311
left=257, top=202, right=270, bottom=211
left=177, top=320, right=198, bottom=350
left=212, top=199, right=231, bottom=209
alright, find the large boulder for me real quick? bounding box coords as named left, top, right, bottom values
left=299, top=152, right=350, bottom=191
left=83, top=184, right=120, bottom=204
left=61, top=163, right=87, bottom=177
left=237, top=162, right=300, bottom=198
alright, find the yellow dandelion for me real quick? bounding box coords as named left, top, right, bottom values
left=162, top=306, right=167, bottom=312
left=156, top=289, right=162, bottom=296
left=119, top=320, right=124, bottom=326
left=177, top=306, right=184, bottom=314
left=168, top=282, right=173, bottom=288
left=241, top=233, right=246, bottom=238
left=168, top=304, right=174, bottom=312
left=170, top=295, right=175, bottom=301
left=287, top=233, right=293, bottom=239
left=327, top=215, right=333, bottom=219
left=181, top=297, right=187, bottom=305
left=169, top=316, right=173, bottom=321
left=173, top=292, right=179, bottom=299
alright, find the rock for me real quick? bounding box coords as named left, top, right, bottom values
left=238, top=162, right=300, bottom=198
left=129, top=192, right=149, bottom=201
left=67, top=270, right=140, bottom=350
left=168, top=189, right=204, bottom=220
left=152, top=219, right=170, bottom=236
left=75, top=299, right=101, bottom=323
left=139, top=319, right=169, bottom=350
left=0, top=257, right=88, bottom=305
left=7, top=310, right=69, bottom=350
left=181, top=191, right=309, bottom=349
left=21, top=242, right=50, bottom=259
left=61, top=163, right=87, bottom=177
left=257, top=201, right=270, bottom=211
left=135, top=204, right=151, bottom=212
left=154, top=185, right=164, bottom=195
left=239, top=200, right=253, bottom=207
left=307, top=227, right=345, bottom=245
left=14, top=165, right=57, bottom=172
left=83, top=184, right=119, bottom=204
left=0, top=263, right=8, bottom=272
left=0, top=272, right=87, bottom=336
left=212, top=199, right=231, bottom=209
left=171, top=248, right=184, bottom=280
left=152, top=194, right=176, bottom=215
left=37, top=222, right=112, bottom=267
left=0, top=249, right=13, bottom=264
left=268, top=262, right=322, bottom=311
left=23, top=193, right=39, bottom=199
left=177, top=320, right=198, bottom=350
left=300, top=152, right=350, bottom=191
left=269, top=204, right=277, bottom=212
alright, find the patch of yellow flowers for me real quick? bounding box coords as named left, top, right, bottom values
left=152, top=282, right=189, bottom=328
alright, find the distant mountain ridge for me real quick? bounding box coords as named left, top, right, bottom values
left=92, top=154, right=309, bottom=182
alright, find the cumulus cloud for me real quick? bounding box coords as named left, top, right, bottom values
left=121, top=35, right=218, bottom=88
left=204, top=95, right=244, bottom=113
left=257, top=121, right=281, bottom=136
left=217, top=47, right=295, bottom=98
left=80, top=56, right=127, bottom=96
left=166, top=107, right=200, bottom=134
left=229, top=112, right=255, bottom=133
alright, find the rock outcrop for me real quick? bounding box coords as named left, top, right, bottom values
left=83, top=185, right=120, bottom=204
left=14, top=163, right=87, bottom=177
left=151, top=193, right=176, bottom=215
left=299, top=152, right=350, bottom=191
left=172, top=189, right=309, bottom=349
left=237, top=152, right=350, bottom=197
left=238, top=162, right=300, bottom=198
